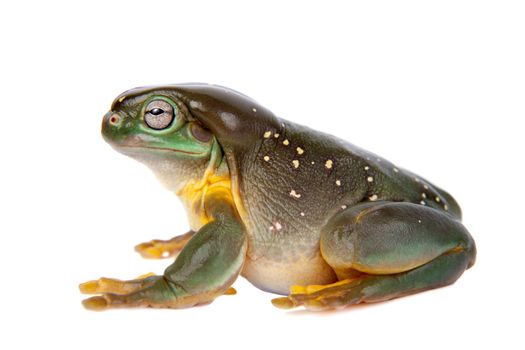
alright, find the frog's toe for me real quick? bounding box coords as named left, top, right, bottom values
left=82, top=296, right=109, bottom=311
left=135, top=232, right=195, bottom=259
left=79, top=273, right=156, bottom=295
left=271, top=296, right=296, bottom=309
left=135, top=240, right=174, bottom=259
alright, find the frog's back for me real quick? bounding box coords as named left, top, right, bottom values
left=237, top=118, right=461, bottom=258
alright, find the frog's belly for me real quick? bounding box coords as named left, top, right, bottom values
left=241, top=253, right=337, bottom=295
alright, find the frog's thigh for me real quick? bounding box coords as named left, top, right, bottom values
left=273, top=201, right=476, bottom=310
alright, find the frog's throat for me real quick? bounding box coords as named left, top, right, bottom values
left=176, top=139, right=245, bottom=230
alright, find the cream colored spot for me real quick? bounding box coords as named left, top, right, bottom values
left=325, top=160, right=333, bottom=169
left=420, top=200, right=426, bottom=205
left=118, top=96, right=126, bottom=103
left=292, top=160, right=300, bottom=168
left=367, top=176, right=374, bottom=182
left=424, top=184, right=429, bottom=190
left=393, top=167, right=399, bottom=173
left=282, top=139, right=290, bottom=146
left=252, top=107, right=257, bottom=112
left=369, top=194, right=378, bottom=201
left=418, top=219, right=422, bottom=223
left=269, top=222, right=283, bottom=232
left=263, top=156, right=270, bottom=162
left=414, top=177, right=420, bottom=183
left=444, top=204, right=449, bottom=211
left=341, top=205, right=347, bottom=209
left=364, top=166, right=370, bottom=171
left=300, top=212, right=305, bottom=217
left=435, top=196, right=441, bottom=203
left=311, top=161, right=315, bottom=164
left=296, top=147, right=304, bottom=155
left=421, top=193, right=427, bottom=199
left=263, top=131, right=272, bottom=138
left=274, top=133, right=280, bottom=138
left=335, top=180, right=341, bottom=186
left=290, top=189, right=301, bottom=198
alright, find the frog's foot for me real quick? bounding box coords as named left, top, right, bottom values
left=272, top=278, right=364, bottom=310
left=80, top=273, right=237, bottom=311
left=80, top=275, right=179, bottom=311
left=135, top=231, right=195, bottom=259
left=273, top=201, right=476, bottom=311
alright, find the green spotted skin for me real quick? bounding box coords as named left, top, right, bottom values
left=240, top=121, right=460, bottom=260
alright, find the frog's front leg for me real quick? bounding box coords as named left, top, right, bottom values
left=272, top=201, right=476, bottom=311
left=80, top=189, right=247, bottom=310
left=134, top=230, right=195, bottom=259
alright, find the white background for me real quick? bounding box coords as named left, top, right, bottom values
left=1, top=1, right=523, bottom=349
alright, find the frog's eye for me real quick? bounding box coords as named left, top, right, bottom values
left=144, top=100, right=174, bottom=130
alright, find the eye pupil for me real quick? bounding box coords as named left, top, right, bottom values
left=150, top=108, right=164, bottom=115
left=144, top=100, right=174, bottom=130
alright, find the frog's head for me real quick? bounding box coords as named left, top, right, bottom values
left=102, top=85, right=218, bottom=192
left=102, top=83, right=280, bottom=192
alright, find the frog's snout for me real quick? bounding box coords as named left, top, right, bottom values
left=101, top=111, right=124, bottom=144
left=108, top=113, right=120, bottom=126
left=102, top=111, right=121, bottom=128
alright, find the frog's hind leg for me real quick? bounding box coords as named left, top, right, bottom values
left=272, top=201, right=476, bottom=311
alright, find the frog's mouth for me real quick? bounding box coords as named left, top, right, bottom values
left=120, top=145, right=204, bottom=156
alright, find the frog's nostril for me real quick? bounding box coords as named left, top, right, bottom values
left=109, top=114, right=120, bottom=125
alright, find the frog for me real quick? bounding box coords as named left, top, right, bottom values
left=80, top=83, right=476, bottom=311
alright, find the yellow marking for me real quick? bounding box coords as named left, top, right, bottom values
left=274, top=133, right=280, bottom=138
left=335, top=180, right=341, bottom=186
left=252, top=107, right=257, bottom=112
left=325, top=159, right=333, bottom=169
left=444, top=204, right=449, bottom=211
left=290, top=278, right=357, bottom=295
left=136, top=272, right=156, bottom=279
left=263, top=131, right=272, bottom=138
left=435, top=196, right=441, bottom=202
left=367, top=176, right=374, bottom=182
left=421, top=193, right=427, bottom=198
left=449, top=246, right=464, bottom=254
left=369, top=194, right=378, bottom=201
left=177, top=170, right=233, bottom=228
left=263, top=155, right=270, bottom=162
left=296, top=147, right=304, bottom=155
left=283, top=139, right=290, bottom=146
left=118, top=96, right=126, bottom=103
left=292, top=160, right=299, bottom=168
left=393, top=167, right=399, bottom=173
left=355, top=206, right=377, bottom=223
left=224, top=287, right=237, bottom=295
